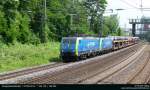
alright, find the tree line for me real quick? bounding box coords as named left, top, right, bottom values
left=0, top=0, right=123, bottom=44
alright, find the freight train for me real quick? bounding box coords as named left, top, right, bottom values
left=60, top=36, right=139, bottom=62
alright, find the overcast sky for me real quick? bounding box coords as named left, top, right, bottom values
left=105, top=0, right=150, bottom=28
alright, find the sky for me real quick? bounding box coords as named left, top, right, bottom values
left=105, top=0, right=150, bottom=28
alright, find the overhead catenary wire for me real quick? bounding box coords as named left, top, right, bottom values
left=120, top=0, right=139, bottom=9
left=120, top=0, right=150, bottom=10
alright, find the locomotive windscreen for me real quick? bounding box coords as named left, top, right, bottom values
left=61, top=38, right=76, bottom=52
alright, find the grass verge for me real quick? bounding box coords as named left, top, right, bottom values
left=0, top=42, right=60, bottom=73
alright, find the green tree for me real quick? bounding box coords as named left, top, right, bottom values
left=0, top=0, right=113, bottom=44
left=17, top=14, right=31, bottom=43
left=103, top=15, right=124, bottom=36
left=0, top=10, right=7, bottom=43
left=2, top=0, right=20, bottom=43
left=83, top=0, right=107, bottom=33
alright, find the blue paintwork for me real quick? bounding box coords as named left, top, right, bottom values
left=101, top=38, right=113, bottom=50
left=78, top=39, right=99, bottom=54
left=60, top=37, right=113, bottom=59
left=61, top=39, right=76, bottom=52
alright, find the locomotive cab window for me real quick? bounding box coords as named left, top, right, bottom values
left=62, top=39, right=76, bottom=44
left=61, top=38, right=76, bottom=51
left=62, top=39, right=69, bottom=43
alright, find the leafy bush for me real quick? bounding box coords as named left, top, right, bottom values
left=0, top=42, right=60, bottom=72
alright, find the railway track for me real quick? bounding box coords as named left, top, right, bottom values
left=0, top=62, right=67, bottom=81
left=96, top=45, right=150, bottom=84
left=147, top=75, right=150, bottom=84
left=80, top=45, right=147, bottom=84
left=77, top=50, right=139, bottom=84
left=17, top=44, right=143, bottom=84
left=127, top=51, right=150, bottom=84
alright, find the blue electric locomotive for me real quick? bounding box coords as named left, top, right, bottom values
left=60, top=37, right=113, bottom=62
